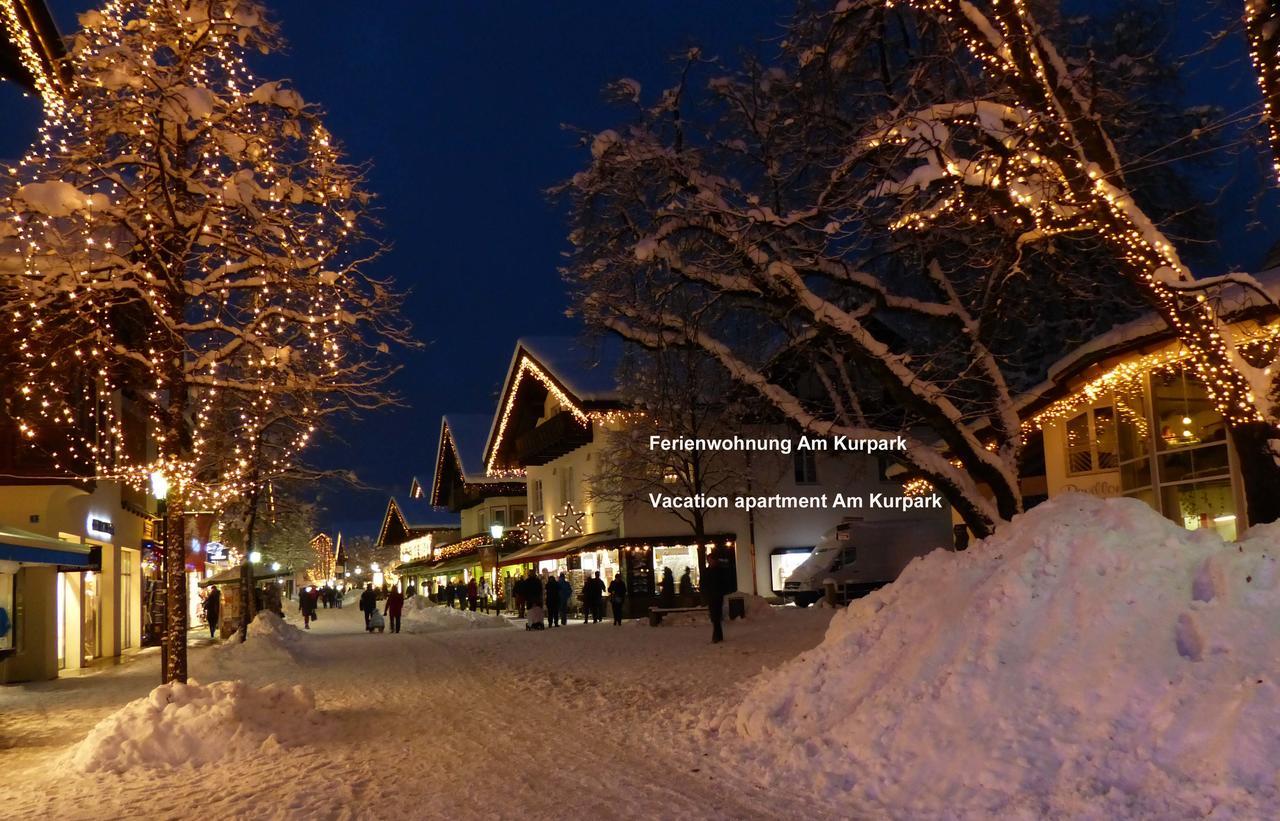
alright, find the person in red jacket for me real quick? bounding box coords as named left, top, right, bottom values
left=384, top=587, right=405, bottom=634
left=466, top=577, right=479, bottom=611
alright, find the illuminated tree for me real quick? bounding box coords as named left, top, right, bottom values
left=4, top=0, right=408, bottom=681
left=1247, top=0, right=1280, bottom=184
left=844, top=0, right=1280, bottom=524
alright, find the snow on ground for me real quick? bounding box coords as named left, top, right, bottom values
left=0, top=592, right=833, bottom=819
left=707, top=494, right=1280, bottom=819
left=66, top=679, right=321, bottom=774
left=399, top=595, right=514, bottom=632
left=214, top=610, right=309, bottom=665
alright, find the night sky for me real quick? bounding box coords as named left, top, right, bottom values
left=0, top=1, right=1274, bottom=537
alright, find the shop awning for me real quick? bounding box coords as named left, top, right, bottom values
left=0, top=527, right=92, bottom=566
left=198, top=566, right=293, bottom=587
left=414, top=552, right=483, bottom=578
left=498, top=530, right=618, bottom=567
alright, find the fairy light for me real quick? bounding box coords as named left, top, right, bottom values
left=1246, top=0, right=1280, bottom=185
left=8, top=0, right=382, bottom=516
left=0, top=0, right=65, bottom=115
left=872, top=0, right=1280, bottom=434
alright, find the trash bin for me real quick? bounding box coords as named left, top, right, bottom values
left=727, top=594, right=746, bottom=620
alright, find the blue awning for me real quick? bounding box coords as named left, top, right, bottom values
left=0, top=527, right=92, bottom=566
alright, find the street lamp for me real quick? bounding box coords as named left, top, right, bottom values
left=249, top=550, right=262, bottom=564
left=490, top=524, right=504, bottom=540
left=271, top=561, right=281, bottom=572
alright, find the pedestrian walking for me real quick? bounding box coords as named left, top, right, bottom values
left=300, top=586, right=319, bottom=629
left=202, top=586, right=221, bottom=639
left=479, top=577, right=491, bottom=612
left=679, top=568, right=694, bottom=598
left=582, top=571, right=605, bottom=624
left=704, top=553, right=732, bottom=643
left=608, top=575, right=627, bottom=625
left=557, top=573, right=572, bottom=626
left=359, top=583, right=376, bottom=629
left=544, top=571, right=560, bottom=627
left=445, top=580, right=457, bottom=609
left=467, top=577, right=479, bottom=611
left=659, top=566, right=676, bottom=608
left=526, top=570, right=543, bottom=625
left=384, top=587, right=405, bottom=633
left=514, top=573, right=526, bottom=617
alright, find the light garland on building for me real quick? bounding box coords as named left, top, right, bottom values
left=1024, top=324, right=1280, bottom=433
left=433, top=533, right=490, bottom=561
left=554, top=501, right=585, bottom=537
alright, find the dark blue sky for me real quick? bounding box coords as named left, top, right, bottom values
left=1, top=2, right=1274, bottom=538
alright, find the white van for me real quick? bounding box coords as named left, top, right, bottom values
left=782, top=518, right=951, bottom=606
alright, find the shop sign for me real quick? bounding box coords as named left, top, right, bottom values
left=206, top=541, right=228, bottom=562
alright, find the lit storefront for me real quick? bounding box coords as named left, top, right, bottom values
left=1028, top=288, right=1279, bottom=537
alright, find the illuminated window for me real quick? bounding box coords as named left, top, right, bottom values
left=1065, top=406, right=1116, bottom=475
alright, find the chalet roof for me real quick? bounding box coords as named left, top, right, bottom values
left=375, top=496, right=458, bottom=548
left=483, top=336, right=627, bottom=475
left=1016, top=267, right=1280, bottom=418
left=442, top=414, right=497, bottom=481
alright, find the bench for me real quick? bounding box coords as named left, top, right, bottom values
left=648, top=605, right=705, bottom=626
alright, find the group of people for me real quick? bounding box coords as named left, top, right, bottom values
left=511, top=569, right=628, bottom=629
left=438, top=577, right=490, bottom=612
left=359, top=582, right=406, bottom=633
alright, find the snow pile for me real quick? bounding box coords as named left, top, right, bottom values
left=401, top=597, right=513, bottom=632
left=714, top=494, right=1280, bottom=818
left=67, top=679, right=321, bottom=773
left=738, top=593, right=777, bottom=619
left=216, top=611, right=307, bottom=663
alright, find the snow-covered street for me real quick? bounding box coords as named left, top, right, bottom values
left=0, top=602, right=835, bottom=820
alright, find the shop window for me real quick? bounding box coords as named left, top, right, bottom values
left=1152, top=365, right=1227, bottom=451
left=794, top=450, right=818, bottom=484
left=653, top=544, right=700, bottom=589
left=0, top=570, right=15, bottom=653
left=770, top=548, right=813, bottom=592
left=1065, top=406, right=1117, bottom=475
left=1161, top=478, right=1237, bottom=541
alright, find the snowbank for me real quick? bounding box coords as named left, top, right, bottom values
left=714, top=494, right=1280, bottom=818
left=401, top=597, right=514, bottom=632
left=67, top=679, right=321, bottom=773
left=738, top=593, right=777, bottom=619
left=216, top=611, right=307, bottom=663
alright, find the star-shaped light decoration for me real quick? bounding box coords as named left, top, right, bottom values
left=527, top=514, right=547, bottom=543
left=555, top=502, right=585, bottom=537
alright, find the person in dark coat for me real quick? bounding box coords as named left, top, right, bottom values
left=203, top=586, right=221, bottom=638
left=359, top=583, right=376, bottom=629
left=543, top=572, right=560, bottom=627
left=384, top=587, right=405, bottom=634
left=607, top=575, right=627, bottom=626
left=300, top=586, right=319, bottom=629
left=659, top=567, right=676, bottom=607
left=582, top=571, right=605, bottom=624
left=466, top=577, right=479, bottom=611
left=703, top=553, right=733, bottom=643
left=513, top=573, right=526, bottom=617
left=678, top=568, right=694, bottom=598
left=557, top=573, right=572, bottom=626
left=445, top=580, right=457, bottom=609
left=526, top=570, right=543, bottom=615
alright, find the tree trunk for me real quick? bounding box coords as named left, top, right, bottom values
left=1230, top=420, right=1280, bottom=527
left=162, top=498, right=187, bottom=683
left=239, top=482, right=261, bottom=642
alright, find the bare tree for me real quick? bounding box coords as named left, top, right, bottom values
left=588, top=341, right=761, bottom=548
left=4, top=1, right=410, bottom=682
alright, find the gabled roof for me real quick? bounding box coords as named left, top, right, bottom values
left=375, top=496, right=459, bottom=548
left=483, top=336, right=627, bottom=476
left=430, top=413, right=523, bottom=508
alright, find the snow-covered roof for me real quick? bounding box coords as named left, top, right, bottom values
left=482, top=336, right=628, bottom=475
left=515, top=336, right=626, bottom=402
left=441, top=413, right=496, bottom=480
left=1017, top=267, right=1280, bottom=415
left=376, top=496, right=458, bottom=548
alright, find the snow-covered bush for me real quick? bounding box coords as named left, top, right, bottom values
left=711, top=494, right=1280, bottom=818
left=67, top=679, right=321, bottom=773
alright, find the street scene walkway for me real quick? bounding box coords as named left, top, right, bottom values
left=0, top=603, right=836, bottom=820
